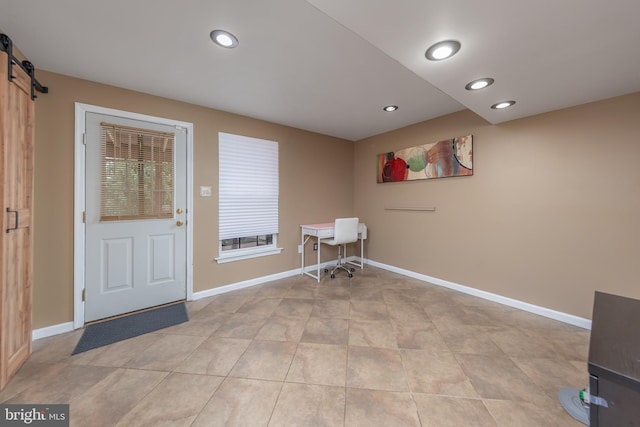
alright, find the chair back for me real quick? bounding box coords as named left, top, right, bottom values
left=333, top=217, right=359, bottom=244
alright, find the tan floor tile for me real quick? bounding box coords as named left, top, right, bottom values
left=413, top=394, right=497, bottom=427
left=386, top=303, right=431, bottom=323
left=185, top=296, right=215, bottom=316
left=199, top=293, right=249, bottom=313
left=255, top=282, right=295, bottom=298
left=312, top=299, right=350, bottom=319
left=349, top=300, right=389, bottom=321
left=273, top=298, right=314, bottom=319
left=284, top=285, right=316, bottom=299
left=401, top=349, right=478, bottom=397
left=301, top=317, right=349, bottom=345
left=429, top=305, right=505, bottom=328
left=116, top=372, right=222, bottom=426
left=192, top=377, right=281, bottom=427
left=349, top=286, right=385, bottom=301
left=11, top=266, right=591, bottom=426
left=345, top=388, right=420, bottom=427
left=124, top=334, right=206, bottom=371
left=70, top=332, right=160, bottom=367
left=269, top=383, right=345, bottom=427
left=383, top=289, right=431, bottom=306
left=229, top=340, right=297, bottom=381
left=511, top=357, right=588, bottom=398
left=231, top=287, right=264, bottom=299
left=189, top=310, right=230, bottom=325
left=348, top=319, right=397, bottom=348
left=506, top=310, right=578, bottom=335
left=4, top=364, right=117, bottom=404
left=69, top=368, right=168, bottom=427
left=456, top=353, right=549, bottom=405
left=315, top=282, right=351, bottom=300
left=450, top=292, right=504, bottom=308
left=490, top=329, right=561, bottom=358
left=347, top=346, right=409, bottom=391
left=286, top=343, right=347, bottom=386
left=550, top=340, right=589, bottom=362
left=436, top=324, right=505, bottom=355
left=392, top=320, right=449, bottom=350
left=0, top=362, right=67, bottom=403
left=422, top=298, right=464, bottom=317
left=236, top=297, right=283, bottom=316
left=478, top=306, right=529, bottom=326
left=255, top=315, right=307, bottom=342
left=568, top=360, right=588, bottom=375
left=29, top=329, right=84, bottom=364
left=156, top=316, right=222, bottom=336
left=351, top=273, right=393, bottom=288
left=544, top=328, right=591, bottom=361
left=212, top=312, right=269, bottom=339
left=382, top=289, right=417, bottom=305
left=483, top=399, right=583, bottom=427
left=174, top=337, right=251, bottom=376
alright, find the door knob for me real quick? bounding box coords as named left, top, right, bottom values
left=176, top=220, right=184, bottom=227
left=176, top=208, right=184, bottom=214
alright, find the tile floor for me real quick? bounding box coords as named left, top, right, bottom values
left=0, top=266, right=590, bottom=426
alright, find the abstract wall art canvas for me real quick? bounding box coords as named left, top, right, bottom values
left=376, top=135, right=473, bottom=183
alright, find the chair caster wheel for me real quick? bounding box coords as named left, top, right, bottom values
left=330, top=274, right=335, bottom=279
left=348, top=273, right=353, bottom=278
left=324, top=268, right=328, bottom=273
left=350, top=268, right=355, bottom=272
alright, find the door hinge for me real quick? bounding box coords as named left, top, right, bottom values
left=82, top=211, right=86, bottom=223
left=82, top=133, right=87, bottom=145
left=82, top=288, right=86, bottom=302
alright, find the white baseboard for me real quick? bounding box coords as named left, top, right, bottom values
left=192, top=260, right=346, bottom=300
left=32, top=257, right=591, bottom=340
left=194, top=267, right=297, bottom=300
left=365, top=259, right=592, bottom=330
left=32, top=321, right=75, bottom=341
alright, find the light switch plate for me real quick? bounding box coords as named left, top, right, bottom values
left=200, top=186, right=212, bottom=197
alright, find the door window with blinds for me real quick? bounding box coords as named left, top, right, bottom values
left=216, top=132, right=282, bottom=263
left=100, top=122, right=175, bottom=221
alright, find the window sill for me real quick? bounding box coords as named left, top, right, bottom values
left=215, top=247, right=283, bottom=264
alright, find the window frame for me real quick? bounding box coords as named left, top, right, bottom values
left=216, top=234, right=281, bottom=263
left=99, top=122, right=175, bottom=222
left=215, top=132, right=282, bottom=263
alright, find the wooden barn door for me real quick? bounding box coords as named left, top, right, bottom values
left=0, top=48, right=35, bottom=390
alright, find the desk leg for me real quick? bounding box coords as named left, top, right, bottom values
left=302, top=234, right=322, bottom=282
left=346, top=237, right=365, bottom=270
left=317, top=237, right=321, bottom=283
left=300, top=231, right=305, bottom=275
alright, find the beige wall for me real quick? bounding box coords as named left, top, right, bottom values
left=354, top=92, right=640, bottom=319
left=28, top=66, right=640, bottom=328
left=33, top=70, right=354, bottom=329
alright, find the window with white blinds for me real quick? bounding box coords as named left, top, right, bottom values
left=217, top=132, right=281, bottom=262
left=100, top=122, right=175, bottom=221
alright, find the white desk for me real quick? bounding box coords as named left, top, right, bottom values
left=300, top=222, right=367, bottom=282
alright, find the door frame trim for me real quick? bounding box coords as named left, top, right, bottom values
left=73, top=103, right=194, bottom=329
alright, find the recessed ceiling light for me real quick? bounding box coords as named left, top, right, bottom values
left=491, top=101, right=516, bottom=109
left=465, top=78, right=495, bottom=91
left=383, top=105, right=398, bottom=112
left=425, top=40, right=461, bottom=61
left=210, top=30, right=239, bottom=48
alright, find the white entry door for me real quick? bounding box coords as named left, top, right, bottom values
left=85, top=112, right=187, bottom=322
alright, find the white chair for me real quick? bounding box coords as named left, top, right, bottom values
left=322, top=217, right=359, bottom=278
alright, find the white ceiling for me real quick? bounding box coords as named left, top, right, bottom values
left=1, top=0, right=639, bottom=141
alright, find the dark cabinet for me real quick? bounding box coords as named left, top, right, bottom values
left=588, top=291, right=640, bottom=426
